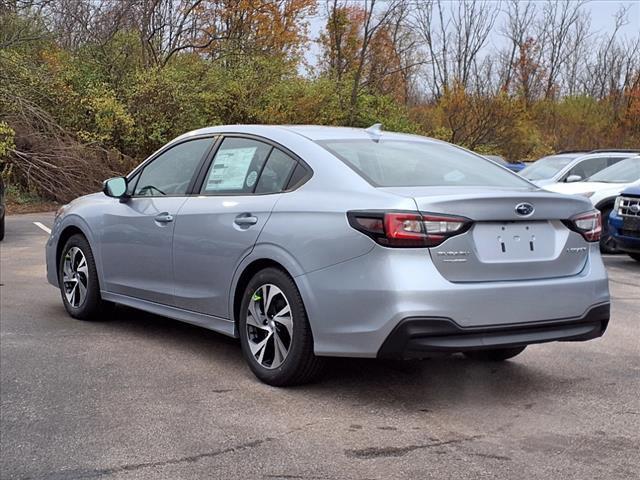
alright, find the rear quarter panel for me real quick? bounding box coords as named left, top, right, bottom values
left=257, top=186, right=416, bottom=275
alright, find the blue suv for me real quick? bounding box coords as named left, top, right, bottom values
left=609, top=183, right=640, bottom=261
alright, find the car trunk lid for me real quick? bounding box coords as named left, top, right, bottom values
left=382, top=186, right=593, bottom=282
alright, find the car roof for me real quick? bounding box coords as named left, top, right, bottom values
left=542, top=151, right=636, bottom=161
left=575, top=151, right=636, bottom=158
left=176, top=124, right=441, bottom=144
left=538, top=151, right=636, bottom=171
left=280, top=125, right=435, bottom=142
left=543, top=153, right=583, bottom=159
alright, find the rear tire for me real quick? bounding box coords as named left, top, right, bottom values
left=463, top=346, right=526, bottom=361
left=58, top=234, right=111, bottom=320
left=239, top=267, right=325, bottom=386
left=629, top=253, right=640, bottom=262
left=599, top=207, right=618, bottom=254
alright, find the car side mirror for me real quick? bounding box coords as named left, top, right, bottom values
left=565, top=174, right=582, bottom=183
left=103, top=177, right=128, bottom=199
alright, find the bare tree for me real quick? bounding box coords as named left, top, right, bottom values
left=362, top=1, right=424, bottom=104
left=498, top=0, right=537, bottom=94
left=582, top=5, right=639, bottom=102
left=537, top=0, right=589, bottom=99
left=412, top=0, right=499, bottom=98
left=561, top=9, right=591, bottom=96
left=412, top=0, right=449, bottom=98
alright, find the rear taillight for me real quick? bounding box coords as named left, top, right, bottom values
left=564, top=210, right=602, bottom=242
left=347, top=211, right=472, bottom=247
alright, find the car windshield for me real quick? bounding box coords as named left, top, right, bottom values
left=520, top=155, right=577, bottom=180
left=317, top=139, right=532, bottom=188
left=588, top=157, right=640, bottom=183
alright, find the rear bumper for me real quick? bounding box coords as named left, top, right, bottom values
left=378, top=303, right=610, bottom=358
left=297, top=243, right=609, bottom=358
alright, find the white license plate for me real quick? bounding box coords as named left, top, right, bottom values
left=472, top=222, right=557, bottom=261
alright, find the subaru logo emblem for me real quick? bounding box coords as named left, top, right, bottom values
left=515, top=203, right=534, bottom=216
left=631, top=204, right=640, bottom=213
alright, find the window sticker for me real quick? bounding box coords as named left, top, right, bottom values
left=206, top=147, right=256, bottom=191
left=246, top=170, right=258, bottom=187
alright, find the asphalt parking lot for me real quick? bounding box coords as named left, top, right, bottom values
left=1, top=212, right=639, bottom=480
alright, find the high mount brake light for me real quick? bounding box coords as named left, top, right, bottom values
left=564, top=210, right=602, bottom=242
left=347, top=211, right=472, bottom=247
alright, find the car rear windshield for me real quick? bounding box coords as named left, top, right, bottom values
left=588, top=157, right=640, bottom=183
left=317, top=139, right=531, bottom=188
left=519, top=155, right=577, bottom=180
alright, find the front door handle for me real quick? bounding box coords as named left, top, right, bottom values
left=154, top=213, right=174, bottom=223
left=234, top=214, right=258, bottom=226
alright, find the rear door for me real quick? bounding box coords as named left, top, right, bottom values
left=172, top=137, right=301, bottom=318
left=100, top=136, right=215, bottom=304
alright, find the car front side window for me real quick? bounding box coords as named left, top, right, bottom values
left=565, top=157, right=608, bottom=181
left=134, top=138, right=214, bottom=197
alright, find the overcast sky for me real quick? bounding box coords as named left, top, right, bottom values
left=303, top=0, right=640, bottom=67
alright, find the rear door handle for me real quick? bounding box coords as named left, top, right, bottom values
left=234, top=214, right=258, bottom=226
left=154, top=213, right=174, bottom=223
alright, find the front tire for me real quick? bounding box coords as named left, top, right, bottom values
left=239, top=268, right=325, bottom=386
left=463, top=346, right=526, bottom=361
left=58, top=234, right=110, bottom=320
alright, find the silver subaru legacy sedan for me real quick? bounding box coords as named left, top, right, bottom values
left=46, top=125, right=610, bottom=386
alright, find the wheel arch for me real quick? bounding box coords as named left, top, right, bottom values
left=55, top=217, right=103, bottom=285
left=56, top=225, right=87, bottom=272
left=595, top=196, right=616, bottom=211
left=231, top=258, right=294, bottom=334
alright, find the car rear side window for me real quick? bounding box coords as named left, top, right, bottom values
left=318, top=139, right=532, bottom=188
left=606, top=157, right=626, bottom=167
left=588, top=157, right=640, bottom=183
left=255, top=149, right=297, bottom=194
left=286, top=163, right=310, bottom=190
left=201, top=138, right=272, bottom=194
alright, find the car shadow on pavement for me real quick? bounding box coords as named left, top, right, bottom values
left=101, top=305, right=242, bottom=356
left=94, top=304, right=575, bottom=410
left=308, top=356, right=568, bottom=410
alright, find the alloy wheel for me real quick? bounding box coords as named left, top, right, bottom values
left=246, top=284, right=293, bottom=369
left=62, top=247, right=89, bottom=308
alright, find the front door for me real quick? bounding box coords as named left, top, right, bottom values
left=100, top=136, right=215, bottom=305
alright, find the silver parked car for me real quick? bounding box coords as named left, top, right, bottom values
left=520, top=150, right=637, bottom=186
left=46, top=125, right=610, bottom=386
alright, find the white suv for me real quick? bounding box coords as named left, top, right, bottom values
left=520, top=150, right=637, bottom=186
left=544, top=156, right=640, bottom=253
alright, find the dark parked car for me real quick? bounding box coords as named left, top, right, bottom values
left=0, top=177, right=5, bottom=241
left=609, top=182, right=640, bottom=261
left=484, top=155, right=526, bottom=173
